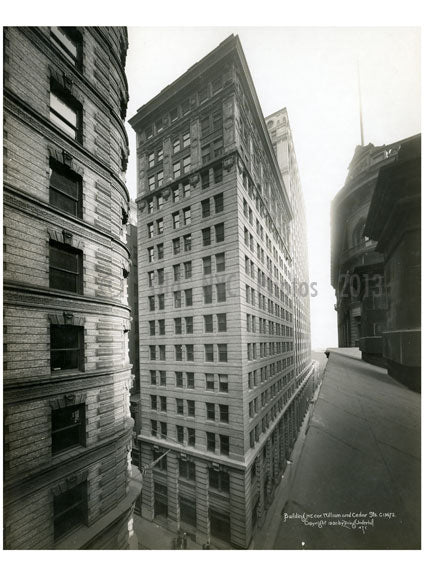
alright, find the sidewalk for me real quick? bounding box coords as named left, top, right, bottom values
left=272, top=348, right=421, bottom=549
left=133, top=514, right=204, bottom=550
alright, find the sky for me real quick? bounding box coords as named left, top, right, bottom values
left=125, top=27, right=421, bottom=350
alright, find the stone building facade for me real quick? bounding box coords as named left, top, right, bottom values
left=3, top=26, right=141, bottom=549
left=331, top=137, right=415, bottom=366
left=129, top=35, right=316, bottom=549
left=365, top=134, right=421, bottom=390
left=266, top=108, right=312, bottom=388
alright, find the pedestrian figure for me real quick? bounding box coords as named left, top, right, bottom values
left=183, top=532, right=187, bottom=549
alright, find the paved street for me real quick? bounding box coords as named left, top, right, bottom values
left=272, top=348, right=421, bottom=549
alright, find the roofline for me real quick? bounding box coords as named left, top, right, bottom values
left=128, top=34, right=292, bottom=220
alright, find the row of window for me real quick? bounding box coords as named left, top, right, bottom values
left=150, top=371, right=229, bottom=392
left=147, top=283, right=227, bottom=312
left=154, top=456, right=230, bottom=495
left=248, top=365, right=294, bottom=390
left=146, top=252, right=226, bottom=281
left=144, top=78, right=224, bottom=141
left=149, top=313, right=227, bottom=337
left=246, top=284, right=293, bottom=324
left=149, top=343, right=229, bottom=363
left=150, top=421, right=230, bottom=455
left=247, top=342, right=295, bottom=362
left=151, top=395, right=229, bottom=423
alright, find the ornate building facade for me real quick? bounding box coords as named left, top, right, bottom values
left=3, top=27, right=141, bottom=549
left=365, top=134, right=421, bottom=390
left=331, top=137, right=416, bottom=366
left=129, top=35, right=316, bottom=549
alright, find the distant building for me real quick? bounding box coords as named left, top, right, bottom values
left=129, top=35, right=316, bottom=548
left=331, top=136, right=416, bottom=367
left=266, top=108, right=312, bottom=386
left=3, top=27, right=141, bottom=549
left=365, top=134, right=421, bottom=390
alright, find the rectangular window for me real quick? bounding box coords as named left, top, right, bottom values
left=149, top=295, right=155, bottom=311
left=151, top=420, right=157, bottom=436
left=184, top=261, right=192, bottom=279
left=183, top=132, right=191, bottom=148
left=175, top=371, right=183, bottom=388
left=214, top=163, right=223, bottom=184
left=148, top=271, right=154, bottom=287
left=50, top=325, right=83, bottom=371
left=216, top=283, right=226, bottom=302
left=204, top=315, right=213, bottom=333
left=52, top=404, right=85, bottom=454
left=186, top=372, right=194, bottom=389
left=151, top=395, right=157, bottom=410
left=148, top=247, right=155, bottom=263
left=187, top=400, right=195, bottom=417
left=203, top=285, right=212, bottom=304
left=159, top=345, right=166, bottom=361
left=183, top=207, right=191, bottom=225
left=203, top=256, right=212, bottom=275
left=158, top=294, right=165, bottom=310
left=215, top=223, right=225, bottom=242
left=50, top=89, right=81, bottom=141
left=49, top=241, right=83, bottom=294
left=157, top=172, right=163, bottom=188
left=209, top=469, right=229, bottom=493
left=150, top=345, right=156, bottom=361
left=206, top=373, right=215, bottom=391
left=174, top=291, right=182, bottom=308
left=179, top=459, right=196, bottom=481
left=53, top=481, right=86, bottom=541
left=148, top=175, right=156, bottom=191
left=217, top=313, right=227, bottom=332
left=219, top=405, right=229, bottom=423
left=173, top=238, right=181, bottom=255
left=202, top=228, right=211, bottom=246
left=185, top=317, right=193, bottom=334
left=218, top=344, right=228, bottom=363
left=176, top=425, right=184, bottom=443
left=176, top=398, right=184, bottom=415
left=147, top=222, right=154, bottom=238
left=157, top=218, right=164, bottom=234
left=219, top=374, right=228, bottom=393
left=173, top=161, right=181, bottom=179
left=220, top=435, right=229, bottom=456
left=157, top=268, right=164, bottom=285
left=172, top=212, right=180, bottom=229
left=185, top=289, right=193, bottom=306
left=186, top=344, right=194, bottom=362
left=160, top=421, right=167, bottom=439
left=183, top=156, right=191, bottom=174
left=214, top=193, right=224, bottom=214
left=175, top=345, right=183, bottom=361
left=51, top=27, right=81, bottom=68
left=205, top=344, right=214, bottom=362
left=201, top=170, right=210, bottom=189
left=173, top=264, right=181, bottom=282
left=184, top=234, right=192, bottom=251
left=183, top=180, right=191, bottom=198
left=215, top=253, right=225, bottom=272
left=172, top=185, right=180, bottom=202
left=187, top=428, right=195, bottom=446
left=202, top=198, right=211, bottom=218
left=206, top=432, right=216, bottom=452
left=150, top=370, right=157, bottom=385
left=49, top=161, right=82, bottom=218
left=160, top=396, right=167, bottom=412
left=149, top=320, right=156, bottom=336
left=157, top=148, right=163, bottom=162
left=174, top=317, right=182, bottom=335
left=159, top=371, right=166, bottom=386
left=206, top=403, right=215, bottom=420
left=173, top=138, right=181, bottom=154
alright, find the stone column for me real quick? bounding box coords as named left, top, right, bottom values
left=256, top=453, right=265, bottom=527
left=195, top=460, right=210, bottom=547
left=140, top=443, right=154, bottom=521
left=229, top=468, right=250, bottom=548
left=166, top=451, right=179, bottom=532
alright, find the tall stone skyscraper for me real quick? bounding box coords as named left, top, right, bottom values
left=266, top=108, right=312, bottom=385
left=129, top=35, right=316, bottom=549
left=3, top=27, right=141, bottom=549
